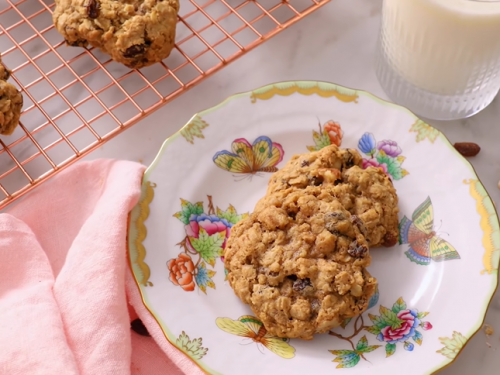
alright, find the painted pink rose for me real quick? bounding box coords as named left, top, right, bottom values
left=421, top=321, right=433, bottom=331
left=377, top=309, right=420, bottom=344
left=362, top=158, right=388, bottom=174
left=185, top=213, right=231, bottom=252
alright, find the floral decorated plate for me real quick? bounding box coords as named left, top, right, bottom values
left=127, top=81, right=500, bottom=375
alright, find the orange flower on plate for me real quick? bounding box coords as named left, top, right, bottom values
left=167, top=253, right=196, bottom=291
left=323, top=121, right=343, bottom=147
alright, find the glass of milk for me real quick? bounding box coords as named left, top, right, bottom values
left=376, top=0, right=500, bottom=120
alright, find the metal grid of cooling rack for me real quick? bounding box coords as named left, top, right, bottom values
left=0, top=0, right=329, bottom=209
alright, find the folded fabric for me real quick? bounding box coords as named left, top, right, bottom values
left=0, top=159, right=203, bottom=375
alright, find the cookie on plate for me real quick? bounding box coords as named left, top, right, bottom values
left=53, top=0, right=179, bottom=69
left=0, top=54, right=23, bottom=135
left=224, top=186, right=377, bottom=340
left=266, top=145, right=363, bottom=194
left=341, top=166, right=400, bottom=247
left=266, top=145, right=399, bottom=247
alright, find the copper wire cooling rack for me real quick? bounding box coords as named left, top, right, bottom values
left=0, top=0, right=329, bottom=209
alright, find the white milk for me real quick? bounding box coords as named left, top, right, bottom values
left=380, top=0, right=500, bottom=95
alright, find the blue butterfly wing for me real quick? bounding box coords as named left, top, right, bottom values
left=399, top=216, right=413, bottom=244
left=405, top=244, right=432, bottom=265
left=400, top=215, right=432, bottom=265
left=368, top=285, right=379, bottom=309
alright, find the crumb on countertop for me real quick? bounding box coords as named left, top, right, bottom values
left=484, top=324, right=494, bottom=336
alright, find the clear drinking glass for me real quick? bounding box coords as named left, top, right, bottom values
left=375, top=0, right=500, bottom=120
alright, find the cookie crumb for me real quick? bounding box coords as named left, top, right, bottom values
left=484, top=324, right=494, bottom=336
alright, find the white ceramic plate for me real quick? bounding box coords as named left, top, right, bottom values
left=128, top=81, right=500, bottom=375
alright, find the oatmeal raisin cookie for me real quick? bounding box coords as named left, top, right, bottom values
left=266, top=145, right=363, bottom=194
left=266, top=145, right=399, bottom=247
left=224, top=186, right=377, bottom=340
left=53, top=0, right=179, bottom=69
left=0, top=54, right=23, bottom=135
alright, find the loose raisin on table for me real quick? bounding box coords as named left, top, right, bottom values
left=454, top=142, right=481, bottom=157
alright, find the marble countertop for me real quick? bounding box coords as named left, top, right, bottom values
left=16, top=0, right=500, bottom=373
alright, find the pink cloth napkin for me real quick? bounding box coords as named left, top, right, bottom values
left=0, top=159, right=204, bottom=375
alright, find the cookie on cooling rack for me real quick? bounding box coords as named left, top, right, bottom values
left=52, top=0, right=179, bottom=69
left=224, top=186, right=377, bottom=340
left=0, top=54, right=23, bottom=135
left=0, top=55, right=11, bottom=81
left=265, top=145, right=400, bottom=248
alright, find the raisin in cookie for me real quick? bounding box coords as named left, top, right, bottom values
left=224, top=186, right=377, bottom=340
left=53, top=0, right=179, bottom=69
left=0, top=54, right=23, bottom=135
left=266, top=145, right=399, bottom=247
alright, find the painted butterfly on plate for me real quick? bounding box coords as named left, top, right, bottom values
left=213, top=136, right=284, bottom=176
left=216, top=315, right=295, bottom=359
left=399, top=196, right=460, bottom=265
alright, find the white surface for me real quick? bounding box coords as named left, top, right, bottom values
left=22, top=0, right=500, bottom=372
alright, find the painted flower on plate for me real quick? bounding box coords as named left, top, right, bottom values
left=365, top=297, right=432, bottom=357
left=323, top=121, right=343, bottom=147
left=358, top=132, right=376, bottom=156
left=377, top=309, right=420, bottom=344
left=404, top=342, right=414, bottom=351
left=377, top=140, right=402, bottom=157
left=167, top=253, right=196, bottom=291
left=307, top=120, right=344, bottom=151
left=185, top=214, right=231, bottom=252
left=362, top=158, right=388, bottom=174
left=422, top=322, right=433, bottom=331
left=357, top=133, right=408, bottom=181
left=171, top=197, right=248, bottom=293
